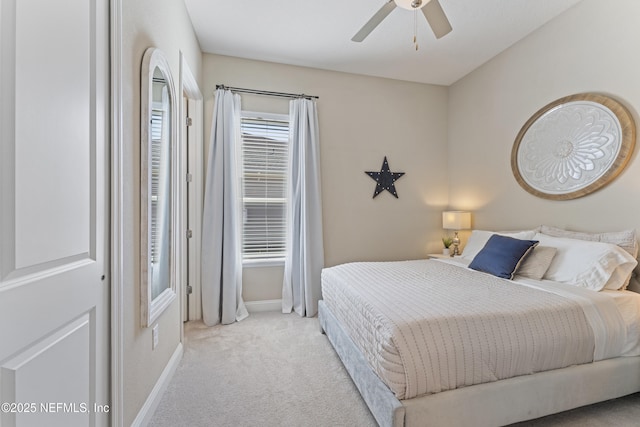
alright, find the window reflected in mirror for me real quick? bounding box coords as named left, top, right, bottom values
left=150, top=66, right=172, bottom=300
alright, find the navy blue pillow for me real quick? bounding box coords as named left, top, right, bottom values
left=468, top=234, right=539, bottom=279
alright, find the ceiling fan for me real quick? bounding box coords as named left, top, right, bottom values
left=352, top=0, right=452, bottom=44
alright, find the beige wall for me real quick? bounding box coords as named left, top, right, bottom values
left=122, top=0, right=201, bottom=424
left=119, top=0, right=640, bottom=417
left=448, top=0, right=640, bottom=236
left=121, top=0, right=640, bottom=417
left=202, top=54, right=449, bottom=302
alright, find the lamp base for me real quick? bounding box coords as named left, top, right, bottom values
left=451, top=231, right=460, bottom=257
left=452, top=243, right=460, bottom=256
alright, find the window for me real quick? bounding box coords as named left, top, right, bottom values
left=240, top=112, right=289, bottom=263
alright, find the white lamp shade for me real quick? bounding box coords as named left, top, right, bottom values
left=442, top=211, right=471, bottom=230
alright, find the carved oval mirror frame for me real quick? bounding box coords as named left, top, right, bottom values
left=140, top=47, right=177, bottom=327
left=511, top=93, right=635, bottom=200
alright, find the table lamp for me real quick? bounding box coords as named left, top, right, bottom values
left=442, top=211, right=471, bottom=256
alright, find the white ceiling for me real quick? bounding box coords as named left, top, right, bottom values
left=184, top=0, right=583, bottom=86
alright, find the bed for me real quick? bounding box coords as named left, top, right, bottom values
left=318, top=227, right=640, bottom=427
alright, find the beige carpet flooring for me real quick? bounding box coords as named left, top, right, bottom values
left=149, top=312, right=640, bottom=427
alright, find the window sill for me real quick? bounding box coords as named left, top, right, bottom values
left=243, top=258, right=285, bottom=268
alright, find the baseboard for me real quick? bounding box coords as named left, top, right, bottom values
left=131, top=342, right=183, bottom=427
left=245, top=299, right=282, bottom=313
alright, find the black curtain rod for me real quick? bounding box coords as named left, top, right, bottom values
left=216, top=84, right=318, bottom=100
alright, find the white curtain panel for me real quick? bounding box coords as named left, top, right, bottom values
left=282, top=98, right=325, bottom=317
left=201, top=89, right=248, bottom=326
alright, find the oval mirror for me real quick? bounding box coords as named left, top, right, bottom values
left=141, top=47, right=177, bottom=327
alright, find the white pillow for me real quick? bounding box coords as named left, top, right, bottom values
left=538, top=225, right=638, bottom=258
left=535, top=233, right=638, bottom=291
left=461, top=229, right=537, bottom=261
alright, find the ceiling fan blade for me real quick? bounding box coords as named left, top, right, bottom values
left=351, top=1, right=397, bottom=42
left=422, top=0, right=452, bottom=39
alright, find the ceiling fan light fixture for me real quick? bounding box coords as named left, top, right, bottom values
left=351, top=0, right=450, bottom=43
left=395, top=0, right=428, bottom=11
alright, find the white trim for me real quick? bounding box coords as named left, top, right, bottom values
left=110, top=0, right=124, bottom=425
left=179, top=52, right=203, bottom=322
left=245, top=299, right=283, bottom=313
left=243, top=258, right=285, bottom=268
left=130, top=343, right=184, bottom=427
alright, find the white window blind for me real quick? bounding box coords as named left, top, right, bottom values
left=150, top=109, right=164, bottom=264
left=240, top=113, right=289, bottom=262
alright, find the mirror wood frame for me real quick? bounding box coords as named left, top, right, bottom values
left=511, top=93, right=635, bottom=200
left=140, top=47, right=177, bottom=327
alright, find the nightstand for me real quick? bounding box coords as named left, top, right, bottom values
left=427, top=253, right=454, bottom=260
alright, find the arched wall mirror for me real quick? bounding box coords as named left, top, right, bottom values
left=141, top=47, right=177, bottom=327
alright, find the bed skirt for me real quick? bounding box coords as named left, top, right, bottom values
left=318, top=300, right=640, bottom=427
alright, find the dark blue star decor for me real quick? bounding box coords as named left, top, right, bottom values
left=365, top=156, right=405, bottom=199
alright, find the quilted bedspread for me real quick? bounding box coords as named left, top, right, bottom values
left=321, top=259, right=598, bottom=400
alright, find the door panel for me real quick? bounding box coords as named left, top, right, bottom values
left=2, top=314, right=92, bottom=427
left=13, top=0, right=91, bottom=269
left=0, top=0, right=109, bottom=426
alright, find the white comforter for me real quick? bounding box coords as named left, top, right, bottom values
left=321, top=259, right=634, bottom=400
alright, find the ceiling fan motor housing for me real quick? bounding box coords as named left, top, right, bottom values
left=396, top=0, right=426, bottom=10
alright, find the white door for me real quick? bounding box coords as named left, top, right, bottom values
left=0, top=0, right=110, bottom=426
